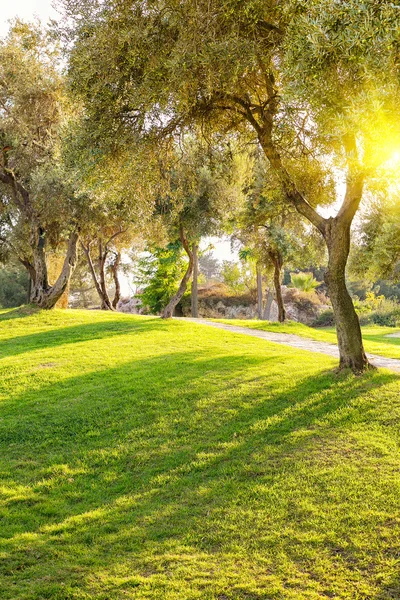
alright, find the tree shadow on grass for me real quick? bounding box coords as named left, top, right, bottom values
left=0, top=316, right=170, bottom=359
left=0, top=342, right=399, bottom=599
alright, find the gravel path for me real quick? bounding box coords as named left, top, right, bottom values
left=183, top=319, right=400, bottom=374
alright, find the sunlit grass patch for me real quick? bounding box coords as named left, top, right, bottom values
left=0, top=309, right=399, bottom=599
left=214, top=318, right=400, bottom=360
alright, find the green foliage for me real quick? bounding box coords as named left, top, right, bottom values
left=1, top=309, right=400, bottom=598
left=290, top=271, right=321, bottom=293
left=350, top=195, right=400, bottom=283
left=221, top=260, right=254, bottom=294
left=313, top=309, right=335, bottom=328
left=134, top=243, right=188, bottom=314
left=353, top=292, right=400, bottom=328
left=0, top=265, right=28, bottom=307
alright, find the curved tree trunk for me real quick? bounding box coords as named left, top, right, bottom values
left=191, top=243, right=199, bottom=318
left=111, top=251, right=121, bottom=309
left=256, top=263, right=263, bottom=319
left=30, top=230, right=79, bottom=309
left=270, top=250, right=285, bottom=323
left=81, top=241, right=114, bottom=310
left=98, top=241, right=114, bottom=310
left=258, top=116, right=370, bottom=371
left=324, top=218, right=368, bottom=372
left=162, top=225, right=193, bottom=319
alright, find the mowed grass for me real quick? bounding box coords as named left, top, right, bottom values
left=0, top=308, right=400, bottom=600
left=214, top=318, right=400, bottom=360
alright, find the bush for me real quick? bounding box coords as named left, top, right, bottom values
left=353, top=291, right=400, bottom=327
left=313, top=309, right=335, bottom=327
left=370, top=308, right=400, bottom=327
left=290, top=272, right=321, bottom=292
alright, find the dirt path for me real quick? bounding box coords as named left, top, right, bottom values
left=182, top=319, right=400, bottom=374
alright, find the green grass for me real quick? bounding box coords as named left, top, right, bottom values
left=1, top=308, right=400, bottom=599
left=214, top=318, right=400, bottom=360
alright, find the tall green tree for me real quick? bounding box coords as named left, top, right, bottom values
left=63, top=0, right=400, bottom=369
left=148, top=137, right=243, bottom=318
left=0, top=22, right=83, bottom=308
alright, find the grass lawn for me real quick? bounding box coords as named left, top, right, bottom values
left=1, top=308, right=400, bottom=599
left=214, top=318, right=400, bottom=360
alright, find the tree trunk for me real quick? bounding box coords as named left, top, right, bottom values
left=27, top=276, right=32, bottom=304
left=324, top=218, right=369, bottom=372
left=256, top=263, right=263, bottom=319
left=191, top=243, right=199, bottom=318
left=270, top=251, right=285, bottom=323
left=162, top=225, right=193, bottom=319
left=30, top=225, right=49, bottom=305
left=98, top=241, right=114, bottom=310
left=263, top=288, right=274, bottom=320
left=111, top=251, right=121, bottom=309
left=81, top=242, right=114, bottom=310
left=30, top=231, right=79, bottom=309
left=257, top=122, right=370, bottom=371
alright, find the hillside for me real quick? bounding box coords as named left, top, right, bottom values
left=0, top=309, right=399, bottom=599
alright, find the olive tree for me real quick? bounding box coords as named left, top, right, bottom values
left=0, top=21, right=84, bottom=308
left=62, top=0, right=400, bottom=370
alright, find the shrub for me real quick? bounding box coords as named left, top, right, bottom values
left=370, top=308, right=400, bottom=327
left=313, top=309, right=335, bottom=327
left=353, top=291, right=400, bottom=327
left=290, top=272, right=321, bottom=292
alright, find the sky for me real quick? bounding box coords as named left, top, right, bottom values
left=1, top=0, right=59, bottom=36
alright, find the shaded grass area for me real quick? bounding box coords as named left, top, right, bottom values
left=1, top=309, right=400, bottom=599
left=214, top=318, right=400, bottom=360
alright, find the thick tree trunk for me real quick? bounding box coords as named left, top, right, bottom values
left=111, top=251, right=121, bottom=310
left=256, top=264, right=263, bottom=319
left=270, top=251, right=285, bottom=322
left=162, top=226, right=193, bottom=319
left=30, top=231, right=79, bottom=309
left=191, top=243, right=199, bottom=318
left=324, top=218, right=369, bottom=372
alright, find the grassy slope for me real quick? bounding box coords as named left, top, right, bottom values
left=214, top=318, right=400, bottom=360
left=0, top=308, right=399, bottom=600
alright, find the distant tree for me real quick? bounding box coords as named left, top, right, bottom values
left=234, top=153, right=326, bottom=322
left=221, top=260, right=254, bottom=295
left=198, top=252, right=221, bottom=282
left=134, top=243, right=187, bottom=315
left=149, top=137, right=243, bottom=319
left=350, top=194, right=400, bottom=285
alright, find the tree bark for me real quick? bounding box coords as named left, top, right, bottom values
left=191, top=243, right=199, bottom=318
left=81, top=242, right=114, bottom=310
left=30, top=231, right=79, bottom=309
left=111, top=251, right=121, bottom=309
left=263, top=288, right=274, bottom=320
left=270, top=251, right=285, bottom=323
left=256, top=263, right=263, bottom=319
left=324, top=218, right=369, bottom=372
left=98, top=241, right=114, bottom=310
left=162, top=225, right=194, bottom=319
